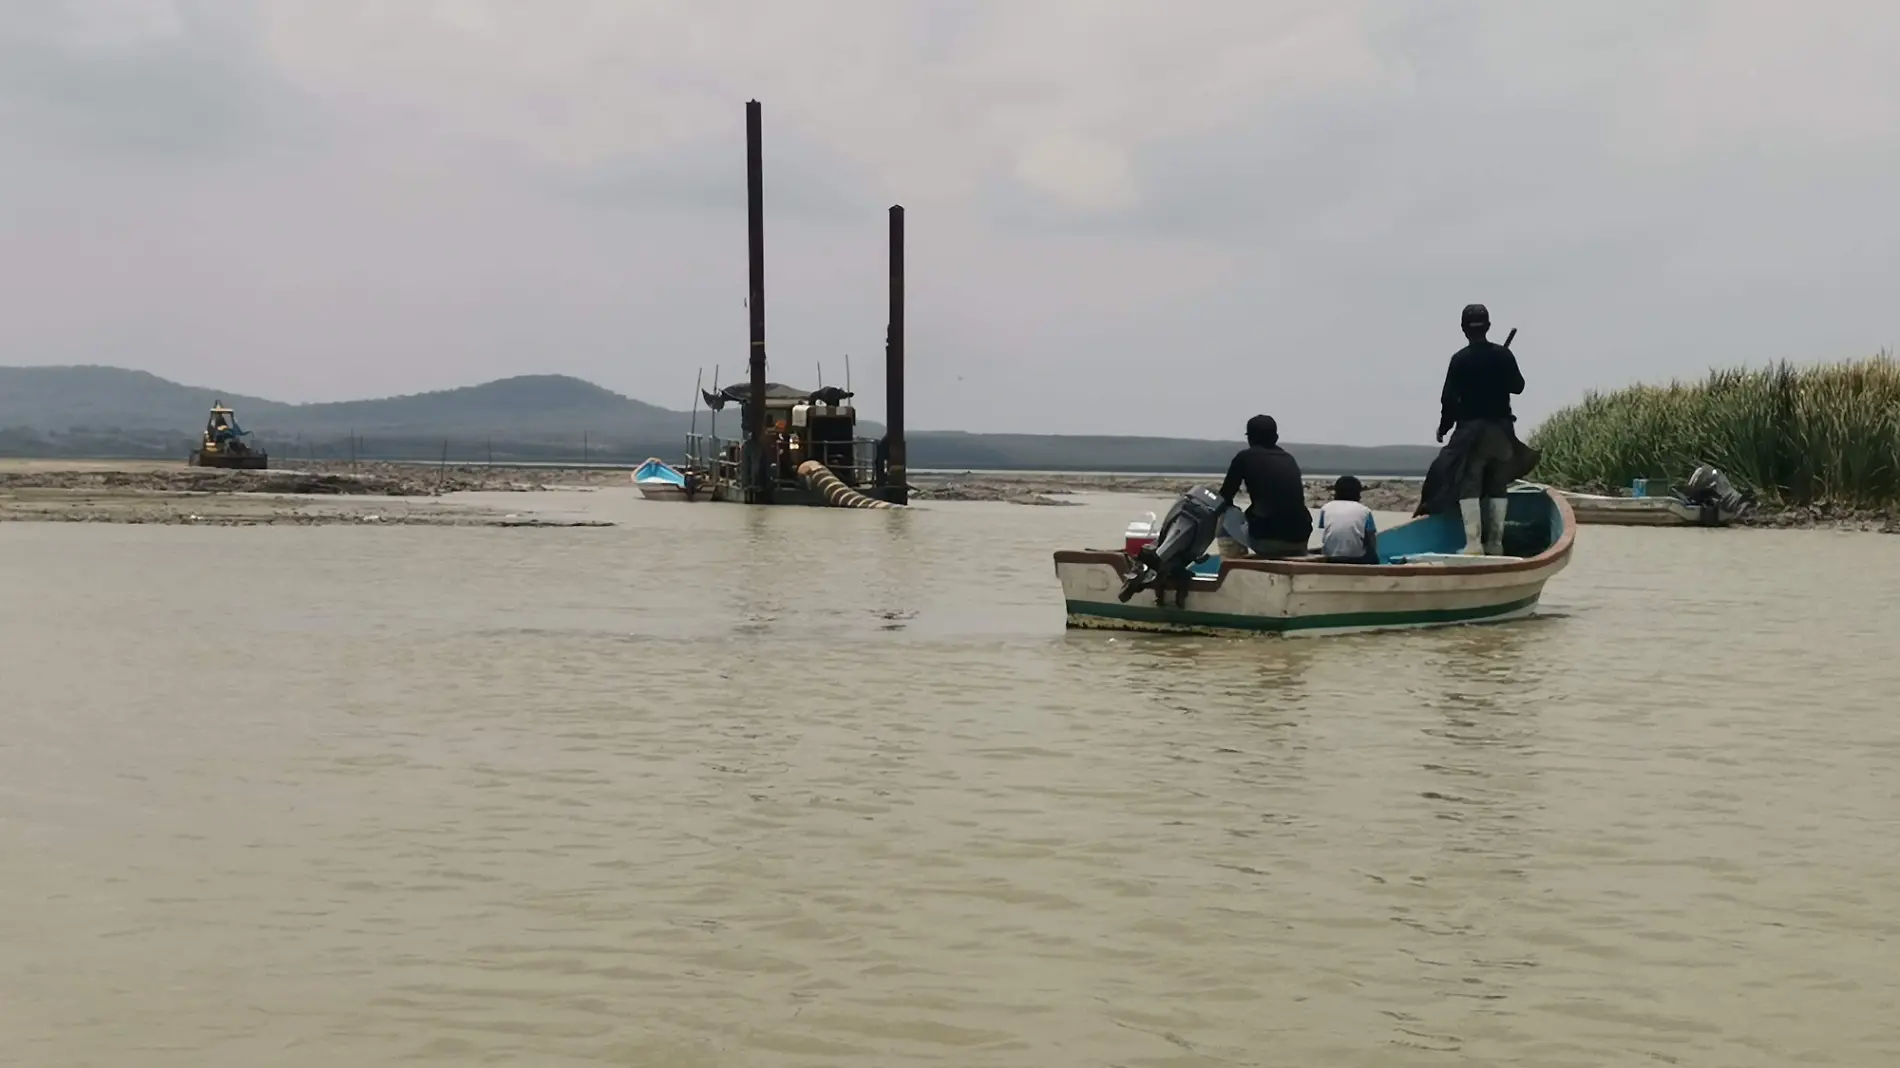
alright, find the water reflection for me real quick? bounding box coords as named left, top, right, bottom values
left=6, top=498, right=1898, bottom=1067
left=1064, top=633, right=1319, bottom=716
left=1348, top=623, right=1566, bottom=1051
left=1411, top=622, right=1556, bottom=844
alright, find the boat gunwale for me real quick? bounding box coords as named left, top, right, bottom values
left=633, top=457, right=688, bottom=484
left=1051, top=486, right=1576, bottom=593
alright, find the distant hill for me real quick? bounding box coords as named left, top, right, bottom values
left=0, top=365, right=1439, bottom=474
left=0, top=366, right=675, bottom=438
left=0, top=366, right=290, bottom=431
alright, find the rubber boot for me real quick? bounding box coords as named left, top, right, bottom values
left=1459, top=498, right=1483, bottom=555
left=1483, top=497, right=1508, bottom=556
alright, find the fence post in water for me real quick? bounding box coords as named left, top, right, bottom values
left=745, top=99, right=772, bottom=503
left=885, top=204, right=907, bottom=505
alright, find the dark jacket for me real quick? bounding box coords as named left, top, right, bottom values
left=1415, top=421, right=1541, bottom=517
left=1437, top=340, right=1525, bottom=440
left=1220, top=444, right=1314, bottom=544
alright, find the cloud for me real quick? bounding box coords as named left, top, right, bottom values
left=0, top=1, right=316, bottom=160
left=251, top=0, right=1393, bottom=213
left=1610, top=0, right=1900, bottom=164
left=0, top=1, right=1894, bottom=443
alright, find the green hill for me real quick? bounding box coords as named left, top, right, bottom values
left=0, top=365, right=1439, bottom=474
left=0, top=366, right=290, bottom=431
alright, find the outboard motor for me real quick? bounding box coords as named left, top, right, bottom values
left=1681, top=464, right=1753, bottom=522
left=1118, top=485, right=1224, bottom=603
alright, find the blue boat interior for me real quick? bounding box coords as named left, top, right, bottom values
left=1188, top=485, right=1563, bottom=576
left=634, top=459, right=686, bottom=487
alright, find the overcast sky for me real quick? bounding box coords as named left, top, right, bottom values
left=2, top=1, right=1895, bottom=444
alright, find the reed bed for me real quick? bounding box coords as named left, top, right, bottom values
left=1528, top=354, right=1900, bottom=509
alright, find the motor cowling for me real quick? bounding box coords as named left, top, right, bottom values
left=1118, top=486, right=1224, bottom=602
left=1682, top=465, right=1752, bottom=517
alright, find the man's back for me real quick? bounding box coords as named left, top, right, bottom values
left=1441, top=340, right=1524, bottom=425
left=1220, top=444, right=1312, bottom=544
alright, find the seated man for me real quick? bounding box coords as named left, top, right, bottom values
left=1317, top=475, right=1380, bottom=564
left=1216, top=414, right=1313, bottom=558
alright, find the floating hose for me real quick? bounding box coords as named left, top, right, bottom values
left=797, top=460, right=900, bottom=509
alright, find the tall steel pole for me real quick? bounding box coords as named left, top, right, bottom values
left=885, top=205, right=907, bottom=504
left=745, top=100, right=771, bottom=502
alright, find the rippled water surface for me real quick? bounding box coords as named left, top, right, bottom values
left=3, top=489, right=1898, bottom=1066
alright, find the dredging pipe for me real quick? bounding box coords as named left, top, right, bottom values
left=797, top=460, right=900, bottom=509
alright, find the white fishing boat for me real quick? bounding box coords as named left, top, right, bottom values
left=1553, top=466, right=1753, bottom=527
left=632, top=458, right=700, bottom=501
left=1559, top=492, right=1715, bottom=526
left=1053, top=484, right=1575, bottom=637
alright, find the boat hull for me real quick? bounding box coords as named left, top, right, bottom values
left=632, top=458, right=699, bottom=501
left=1054, top=487, right=1575, bottom=638
left=1561, top=493, right=1732, bottom=527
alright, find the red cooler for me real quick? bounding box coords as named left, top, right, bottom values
left=1123, top=512, right=1158, bottom=556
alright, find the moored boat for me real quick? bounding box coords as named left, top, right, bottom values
left=1053, top=484, right=1575, bottom=637
left=1551, top=465, right=1754, bottom=527
left=1559, top=492, right=1713, bottom=526
left=633, top=458, right=700, bottom=501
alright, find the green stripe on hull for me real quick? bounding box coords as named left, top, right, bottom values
left=1065, top=593, right=1544, bottom=633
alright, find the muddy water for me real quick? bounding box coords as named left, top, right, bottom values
left=1, top=489, right=1896, bottom=1067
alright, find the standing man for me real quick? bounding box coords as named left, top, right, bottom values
left=1436, top=304, right=1526, bottom=554
left=1216, top=414, right=1313, bottom=558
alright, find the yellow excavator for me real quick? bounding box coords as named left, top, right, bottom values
left=188, top=400, right=269, bottom=470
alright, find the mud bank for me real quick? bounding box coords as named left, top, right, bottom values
left=908, top=472, right=1421, bottom=512
left=0, top=491, right=611, bottom=527
left=0, top=460, right=613, bottom=527
left=1739, top=503, right=1900, bottom=534
left=0, top=461, right=613, bottom=497
left=277, top=460, right=628, bottom=493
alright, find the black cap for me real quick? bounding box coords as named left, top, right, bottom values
left=1461, top=303, right=1490, bottom=329
left=1245, top=414, right=1278, bottom=447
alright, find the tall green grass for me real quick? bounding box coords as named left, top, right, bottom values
left=1528, top=354, right=1900, bottom=509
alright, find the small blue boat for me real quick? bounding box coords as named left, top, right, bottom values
left=632, top=458, right=698, bottom=501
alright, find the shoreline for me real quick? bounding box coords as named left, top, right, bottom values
left=0, top=460, right=612, bottom=527
left=907, top=471, right=1424, bottom=511
left=0, top=459, right=1891, bottom=532
left=908, top=470, right=1896, bottom=531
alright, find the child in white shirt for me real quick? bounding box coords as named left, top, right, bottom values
left=1317, top=475, right=1379, bottom=564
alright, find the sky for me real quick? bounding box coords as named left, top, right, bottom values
left=1, top=0, right=1896, bottom=445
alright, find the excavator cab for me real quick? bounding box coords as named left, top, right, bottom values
left=189, top=400, right=269, bottom=469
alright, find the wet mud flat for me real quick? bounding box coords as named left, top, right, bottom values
left=1739, top=502, right=1900, bottom=534
left=6, top=460, right=1889, bottom=531
left=909, top=471, right=1422, bottom=511
left=0, top=460, right=613, bottom=527
left=912, top=470, right=1897, bottom=531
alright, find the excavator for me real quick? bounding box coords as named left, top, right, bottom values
left=188, top=400, right=269, bottom=470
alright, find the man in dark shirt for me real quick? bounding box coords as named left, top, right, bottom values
left=1436, top=303, right=1525, bottom=554
left=1216, top=414, right=1313, bottom=557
